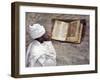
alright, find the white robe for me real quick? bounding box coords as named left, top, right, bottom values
left=26, top=40, right=56, bottom=67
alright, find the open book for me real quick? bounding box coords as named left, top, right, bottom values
left=51, top=20, right=83, bottom=43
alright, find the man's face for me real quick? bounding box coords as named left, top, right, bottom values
left=43, top=32, right=51, bottom=41
left=36, top=32, right=51, bottom=43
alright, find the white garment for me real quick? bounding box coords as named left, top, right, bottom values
left=26, top=40, right=56, bottom=67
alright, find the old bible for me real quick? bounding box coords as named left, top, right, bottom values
left=51, top=20, right=83, bottom=43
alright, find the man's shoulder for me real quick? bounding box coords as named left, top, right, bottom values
left=29, top=40, right=41, bottom=48
left=43, top=41, right=52, bottom=45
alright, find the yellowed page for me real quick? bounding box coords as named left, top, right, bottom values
left=66, top=20, right=80, bottom=42
left=52, top=20, right=69, bottom=41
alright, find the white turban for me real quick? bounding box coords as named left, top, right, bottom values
left=28, top=23, right=46, bottom=39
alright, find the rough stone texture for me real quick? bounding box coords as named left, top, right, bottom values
left=26, top=12, right=89, bottom=66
